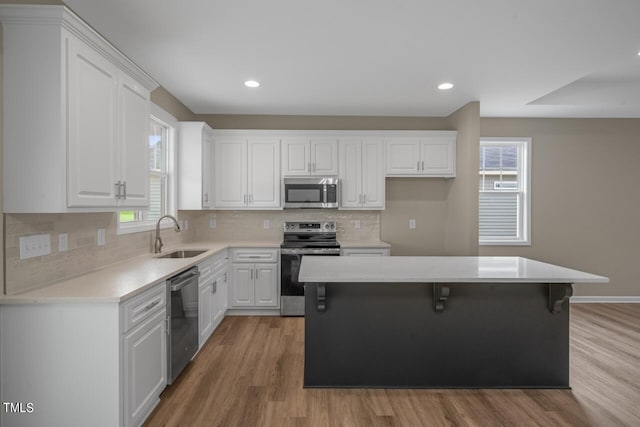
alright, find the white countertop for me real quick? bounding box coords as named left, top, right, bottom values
left=0, top=241, right=281, bottom=304
left=299, top=256, right=609, bottom=284
left=339, top=240, right=390, bottom=249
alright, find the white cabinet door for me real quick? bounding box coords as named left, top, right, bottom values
left=119, top=73, right=150, bottom=207
left=231, top=264, right=254, bottom=306
left=421, top=138, right=456, bottom=177
left=281, top=138, right=310, bottom=176
left=339, top=139, right=384, bottom=209
left=212, top=270, right=226, bottom=328
left=385, top=139, right=420, bottom=175
left=311, top=139, right=338, bottom=175
left=254, top=263, right=278, bottom=307
left=248, top=139, right=280, bottom=208
left=215, top=139, right=248, bottom=208
left=202, top=135, right=213, bottom=208
left=339, top=140, right=362, bottom=208
left=199, top=279, right=214, bottom=347
left=67, top=37, right=119, bottom=207
left=123, top=310, right=167, bottom=427
left=361, top=139, right=385, bottom=208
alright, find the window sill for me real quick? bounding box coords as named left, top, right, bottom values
left=117, top=221, right=175, bottom=235
left=480, top=240, right=531, bottom=247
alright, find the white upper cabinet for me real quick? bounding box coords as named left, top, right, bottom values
left=248, top=139, right=281, bottom=208
left=385, top=132, right=456, bottom=177
left=178, top=122, right=215, bottom=210
left=282, top=138, right=338, bottom=176
left=0, top=5, right=157, bottom=213
left=339, top=139, right=385, bottom=209
left=214, top=132, right=280, bottom=209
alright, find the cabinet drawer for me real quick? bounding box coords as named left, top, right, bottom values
left=231, top=248, right=278, bottom=263
left=212, top=250, right=229, bottom=275
left=122, top=282, right=166, bottom=333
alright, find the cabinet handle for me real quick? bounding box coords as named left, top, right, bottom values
left=204, top=193, right=209, bottom=204
left=144, top=300, right=159, bottom=311
left=115, top=181, right=121, bottom=199
left=422, top=160, right=425, bottom=171
left=417, top=161, right=420, bottom=171
left=122, top=181, right=127, bottom=199
left=250, top=269, right=253, bottom=279
left=212, top=279, right=217, bottom=294
left=224, top=272, right=227, bottom=282
left=256, top=268, right=259, bottom=279
left=165, top=317, right=170, bottom=335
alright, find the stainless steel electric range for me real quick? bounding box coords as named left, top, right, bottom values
left=280, top=221, right=340, bottom=316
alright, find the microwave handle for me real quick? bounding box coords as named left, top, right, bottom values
left=323, top=185, right=327, bottom=203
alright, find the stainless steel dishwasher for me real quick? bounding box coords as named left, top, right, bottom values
left=167, top=266, right=200, bottom=384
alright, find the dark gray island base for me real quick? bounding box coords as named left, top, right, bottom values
left=304, top=281, right=573, bottom=388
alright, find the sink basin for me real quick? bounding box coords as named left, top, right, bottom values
left=155, top=250, right=208, bottom=259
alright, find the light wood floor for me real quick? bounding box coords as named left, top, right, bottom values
left=145, top=304, right=640, bottom=427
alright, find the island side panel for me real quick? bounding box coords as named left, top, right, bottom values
left=304, top=282, right=570, bottom=388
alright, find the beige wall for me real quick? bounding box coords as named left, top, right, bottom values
left=445, top=102, right=480, bottom=255
left=150, top=87, right=197, bottom=121
left=480, top=118, right=640, bottom=297
left=197, top=114, right=450, bottom=131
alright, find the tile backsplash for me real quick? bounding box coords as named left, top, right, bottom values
left=4, top=212, right=193, bottom=295
left=4, top=210, right=380, bottom=295
left=186, top=210, right=380, bottom=242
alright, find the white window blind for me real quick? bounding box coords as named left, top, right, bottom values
left=479, top=138, right=531, bottom=245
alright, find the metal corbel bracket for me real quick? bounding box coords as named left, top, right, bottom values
left=317, top=283, right=326, bottom=311
left=548, top=283, right=573, bottom=314
left=433, top=284, right=450, bottom=312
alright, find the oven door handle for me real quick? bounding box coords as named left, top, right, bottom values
left=281, top=248, right=341, bottom=256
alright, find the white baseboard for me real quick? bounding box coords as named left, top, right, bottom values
left=226, top=308, right=281, bottom=316
left=570, top=296, right=640, bottom=303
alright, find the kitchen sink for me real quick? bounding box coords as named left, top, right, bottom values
left=155, top=250, right=208, bottom=259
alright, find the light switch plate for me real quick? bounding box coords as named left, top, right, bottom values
left=58, top=233, right=68, bottom=252
left=409, top=219, right=416, bottom=229
left=263, top=219, right=271, bottom=229
left=19, top=234, right=51, bottom=259
left=354, top=220, right=361, bottom=229
left=97, top=228, right=106, bottom=246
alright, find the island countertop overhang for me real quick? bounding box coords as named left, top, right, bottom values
left=298, top=256, right=609, bottom=284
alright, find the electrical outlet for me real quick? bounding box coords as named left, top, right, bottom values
left=97, top=228, right=106, bottom=246
left=58, top=233, right=68, bottom=252
left=354, top=220, right=361, bottom=229
left=210, top=218, right=217, bottom=229
left=409, top=219, right=416, bottom=229
left=263, top=219, right=271, bottom=229
left=19, top=234, right=51, bottom=259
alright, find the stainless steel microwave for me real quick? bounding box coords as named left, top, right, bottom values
left=283, top=177, right=339, bottom=209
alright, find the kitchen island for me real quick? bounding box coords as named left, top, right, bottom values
left=299, top=256, right=608, bottom=389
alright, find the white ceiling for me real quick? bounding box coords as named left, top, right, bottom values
left=64, top=0, right=640, bottom=118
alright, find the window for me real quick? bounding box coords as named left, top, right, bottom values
left=118, top=104, right=177, bottom=234
left=479, top=138, right=531, bottom=245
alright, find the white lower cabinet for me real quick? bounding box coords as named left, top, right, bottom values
left=121, top=282, right=167, bottom=427
left=230, top=248, right=279, bottom=309
left=0, top=280, right=167, bottom=427
left=123, top=310, right=167, bottom=427
left=198, top=250, right=229, bottom=348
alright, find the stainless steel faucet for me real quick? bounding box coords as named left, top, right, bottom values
left=154, top=214, right=181, bottom=253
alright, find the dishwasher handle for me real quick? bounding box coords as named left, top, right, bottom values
left=169, top=269, right=200, bottom=292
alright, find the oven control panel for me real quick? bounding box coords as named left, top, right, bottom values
left=283, top=221, right=336, bottom=232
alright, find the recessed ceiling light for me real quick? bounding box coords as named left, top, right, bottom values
left=244, top=80, right=260, bottom=88
left=438, top=82, right=454, bottom=90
